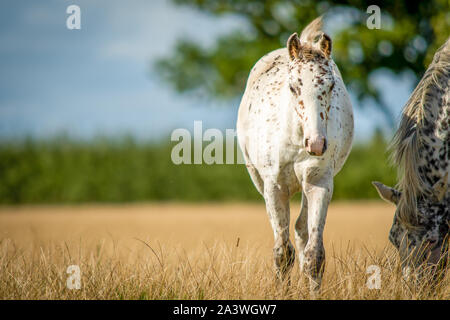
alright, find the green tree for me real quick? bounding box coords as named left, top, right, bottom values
left=155, top=0, right=449, bottom=127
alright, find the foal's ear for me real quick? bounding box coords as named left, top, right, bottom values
left=432, top=172, right=448, bottom=202
left=315, top=33, right=332, bottom=58
left=372, top=181, right=401, bottom=205
left=287, top=33, right=301, bottom=60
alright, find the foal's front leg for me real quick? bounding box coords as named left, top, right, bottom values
left=294, top=191, right=308, bottom=271
left=264, top=182, right=295, bottom=280
left=302, top=173, right=333, bottom=291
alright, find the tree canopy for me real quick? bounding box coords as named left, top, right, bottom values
left=155, top=0, right=450, bottom=126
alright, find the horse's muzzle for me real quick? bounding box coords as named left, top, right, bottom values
left=304, top=136, right=327, bottom=156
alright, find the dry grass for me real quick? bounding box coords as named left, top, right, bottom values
left=0, top=202, right=448, bottom=300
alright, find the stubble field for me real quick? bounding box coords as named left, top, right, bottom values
left=0, top=202, right=448, bottom=300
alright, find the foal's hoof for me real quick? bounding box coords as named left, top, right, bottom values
left=274, top=243, right=296, bottom=272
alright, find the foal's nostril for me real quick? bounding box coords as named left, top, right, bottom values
left=322, top=139, right=327, bottom=154
left=304, top=138, right=309, bottom=148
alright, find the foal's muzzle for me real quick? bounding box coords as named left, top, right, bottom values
left=304, top=136, right=327, bottom=156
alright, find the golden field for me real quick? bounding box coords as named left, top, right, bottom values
left=0, top=201, right=448, bottom=299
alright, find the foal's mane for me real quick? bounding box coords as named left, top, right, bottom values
left=294, top=16, right=333, bottom=65
left=299, top=16, right=324, bottom=44
left=390, top=38, right=450, bottom=227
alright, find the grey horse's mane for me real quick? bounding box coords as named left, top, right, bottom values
left=390, top=37, right=450, bottom=227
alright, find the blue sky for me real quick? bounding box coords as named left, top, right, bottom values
left=0, top=0, right=416, bottom=142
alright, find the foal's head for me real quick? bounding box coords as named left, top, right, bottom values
left=286, top=32, right=335, bottom=156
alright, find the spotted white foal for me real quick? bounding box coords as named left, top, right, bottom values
left=237, top=17, right=353, bottom=291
